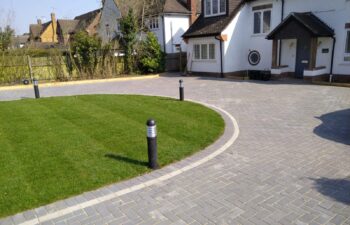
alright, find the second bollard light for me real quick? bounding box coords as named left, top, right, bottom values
left=33, top=78, right=40, bottom=99
left=179, top=79, right=184, bottom=101
left=146, top=119, right=158, bottom=169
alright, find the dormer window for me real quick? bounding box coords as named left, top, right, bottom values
left=205, top=0, right=226, bottom=17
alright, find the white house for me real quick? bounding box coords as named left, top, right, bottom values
left=183, top=0, right=350, bottom=82
left=145, top=0, right=201, bottom=54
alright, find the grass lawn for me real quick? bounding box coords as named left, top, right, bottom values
left=0, top=95, right=224, bottom=218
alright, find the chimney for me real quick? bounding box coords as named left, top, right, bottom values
left=51, top=13, right=56, bottom=22
left=187, top=0, right=197, bottom=25
left=37, top=19, right=42, bottom=25
left=50, top=13, right=57, bottom=43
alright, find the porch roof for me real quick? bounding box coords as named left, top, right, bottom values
left=266, top=12, right=334, bottom=40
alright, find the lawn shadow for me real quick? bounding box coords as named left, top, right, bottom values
left=314, top=108, right=350, bottom=145
left=105, top=153, right=148, bottom=167
left=309, top=177, right=350, bottom=205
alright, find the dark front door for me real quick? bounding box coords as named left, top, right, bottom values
left=295, top=38, right=311, bottom=78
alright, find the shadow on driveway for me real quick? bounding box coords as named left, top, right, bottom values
left=314, top=109, right=350, bottom=145
left=310, top=177, right=350, bottom=205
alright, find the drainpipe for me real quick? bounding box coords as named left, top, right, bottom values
left=330, top=36, right=336, bottom=83
left=162, top=15, right=166, bottom=53
left=215, top=36, right=224, bottom=78
left=278, top=0, right=285, bottom=66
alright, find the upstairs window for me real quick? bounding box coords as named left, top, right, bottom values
left=149, top=17, right=159, bottom=30
left=253, top=4, right=272, bottom=34
left=205, top=0, right=226, bottom=17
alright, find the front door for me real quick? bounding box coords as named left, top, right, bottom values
left=295, top=38, right=311, bottom=78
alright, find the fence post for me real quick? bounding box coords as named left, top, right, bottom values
left=27, top=56, right=34, bottom=82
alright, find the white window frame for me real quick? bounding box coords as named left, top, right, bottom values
left=345, top=29, right=350, bottom=62
left=204, top=0, right=226, bottom=17
left=253, top=8, right=272, bottom=35
left=148, top=17, right=159, bottom=30
left=193, top=43, right=216, bottom=61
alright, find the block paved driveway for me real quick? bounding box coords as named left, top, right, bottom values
left=1, top=74, right=350, bottom=225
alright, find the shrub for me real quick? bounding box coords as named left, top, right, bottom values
left=70, top=31, right=102, bottom=77
left=138, top=32, right=164, bottom=73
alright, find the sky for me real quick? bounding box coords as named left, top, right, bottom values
left=0, top=0, right=101, bottom=35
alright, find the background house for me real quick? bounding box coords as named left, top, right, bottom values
left=57, top=20, right=79, bottom=45
left=183, top=0, right=350, bottom=82
left=29, top=13, right=58, bottom=43
left=145, top=0, right=201, bottom=54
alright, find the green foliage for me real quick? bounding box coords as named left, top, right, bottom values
left=70, top=31, right=102, bottom=77
left=0, top=26, right=15, bottom=51
left=138, top=32, right=165, bottom=73
left=118, top=9, right=138, bottom=74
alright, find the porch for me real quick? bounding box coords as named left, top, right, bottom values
left=267, top=12, right=335, bottom=80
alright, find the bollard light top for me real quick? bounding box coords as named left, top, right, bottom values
left=147, top=119, right=156, bottom=126
left=179, top=79, right=183, bottom=83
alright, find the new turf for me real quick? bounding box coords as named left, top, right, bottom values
left=0, top=95, right=224, bottom=217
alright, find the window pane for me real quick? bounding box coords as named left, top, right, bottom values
left=201, top=44, right=208, bottom=59
left=346, top=31, right=350, bottom=54
left=254, top=12, right=261, bottom=34
left=263, top=11, right=271, bottom=33
left=205, top=0, right=211, bottom=15
left=220, top=0, right=226, bottom=13
left=209, top=44, right=215, bottom=59
left=194, top=45, right=200, bottom=59
left=213, top=0, right=218, bottom=14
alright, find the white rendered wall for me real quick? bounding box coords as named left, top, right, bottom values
left=163, top=15, right=190, bottom=53
left=147, top=16, right=165, bottom=52
left=280, top=39, right=297, bottom=72
left=187, top=37, right=221, bottom=73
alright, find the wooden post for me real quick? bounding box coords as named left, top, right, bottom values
left=27, top=55, right=34, bottom=82
left=309, top=37, right=317, bottom=70
left=272, top=39, right=278, bottom=68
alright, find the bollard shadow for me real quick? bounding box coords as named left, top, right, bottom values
left=105, top=153, right=148, bottom=167
left=313, top=109, right=350, bottom=145
left=309, top=177, right=350, bottom=205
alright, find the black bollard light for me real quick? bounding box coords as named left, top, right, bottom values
left=146, top=119, right=158, bottom=169
left=179, top=79, right=184, bottom=101
left=33, top=78, right=40, bottom=99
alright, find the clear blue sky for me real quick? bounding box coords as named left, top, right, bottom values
left=0, top=0, right=101, bottom=35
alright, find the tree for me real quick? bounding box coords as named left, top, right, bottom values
left=138, top=32, right=164, bottom=73
left=118, top=9, right=138, bottom=74
left=70, top=31, right=102, bottom=77
left=0, top=25, right=15, bottom=51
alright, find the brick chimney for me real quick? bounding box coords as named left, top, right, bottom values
left=50, top=13, right=57, bottom=43
left=37, top=19, right=42, bottom=25
left=187, top=0, right=197, bottom=25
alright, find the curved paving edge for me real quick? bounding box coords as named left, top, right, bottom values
left=3, top=98, right=239, bottom=225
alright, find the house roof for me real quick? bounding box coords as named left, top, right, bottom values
left=29, top=21, right=52, bottom=39
left=146, top=0, right=201, bottom=16
left=266, top=12, right=334, bottom=39
left=74, top=8, right=102, bottom=31
left=183, top=0, right=244, bottom=38
left=57, top=20, right=80, bottom=34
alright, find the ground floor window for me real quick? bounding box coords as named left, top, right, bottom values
left=193, top=43, right=215, bottom=60
left=345, top=29, right=350, bottom=61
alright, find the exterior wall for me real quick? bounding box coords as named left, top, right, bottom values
left=98, top=0, right=122, bottom=43
left=163, top=15, right=190, bottom=53
left=282, top=0, right=350, bottom=76
left=147, top=16, right=165, bottom=52
left=186, top=37, right=221, bottom=73
left=40, top=22, right=58, bottom=43
left=186, top=0, right=350, bottom=77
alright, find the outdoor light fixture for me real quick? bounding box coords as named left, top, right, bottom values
left=146, top=119, right=158, bottom=169
left=179, top=79, right=184, bottom=101
left=33, top=78, right=40, bottom=99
